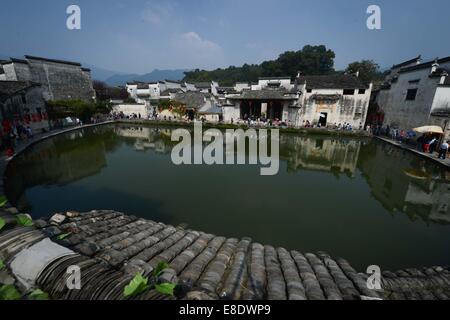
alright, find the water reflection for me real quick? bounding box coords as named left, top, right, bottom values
left=358, top=142, right=450, bottom=225
left=6, top=124, right=449, bottom=227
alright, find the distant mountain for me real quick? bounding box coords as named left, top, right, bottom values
left=104, top=69, right=190, bottom=86
left=84, top=64, right=126, bottom=82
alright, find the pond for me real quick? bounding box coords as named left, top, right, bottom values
left=5, top=123, right=450, bottom=271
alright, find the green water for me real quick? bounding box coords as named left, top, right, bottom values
left=5, top=124, right=450, bottom=271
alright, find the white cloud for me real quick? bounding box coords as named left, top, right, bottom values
left=178, top=32, right=221, bottom=52
left=171, top=32, right=224, bottom=69
left=142, top=1, right=174, bottom=26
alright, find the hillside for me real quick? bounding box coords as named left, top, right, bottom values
left=183, top=45, right=336, bottom=86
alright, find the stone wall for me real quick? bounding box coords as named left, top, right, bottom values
left=1, top=58, right=95, bottom=102
left=26, top=58, right=95, bottom=101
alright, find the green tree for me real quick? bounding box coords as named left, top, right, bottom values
left=345, top=60, right=383, bottom=84
left=46, top=100, right=112, bottom=122
left=183, top=45, right=336, bottom=85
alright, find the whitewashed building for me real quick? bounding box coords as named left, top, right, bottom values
left=222, top=75, right=371, bottom=128
left=296, top=75, right=372, bottom=128
left=376, top=55, right=450, bottom=139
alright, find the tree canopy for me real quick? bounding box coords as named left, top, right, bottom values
left=183, top=45, right=336, bottom=86
left=46, top=99, right=112, bottom=122
left=344, top=60, right=386, bottom=84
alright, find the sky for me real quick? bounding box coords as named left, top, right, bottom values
left=1, top=0, right=450, bottom=74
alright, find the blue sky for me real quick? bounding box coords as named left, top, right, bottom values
left=1, top=0, right=450, bottom=74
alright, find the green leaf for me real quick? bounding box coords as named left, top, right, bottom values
left=155, top=283, right=176, bottom=296
left=123, top=273, right=149, bottom=298
left=0, top=284, right=22, bottom=300
left=0, top=259, right=5, bottom=270
left=0, top=196, right=7, bottom=208
left=57, top=232, right=72, bottom=240
left=28, top=289, right=49, bottom=300
left=0, top=217, right=5, bottom=231
left=16, top=214, right=34, bottom=227
left=153, top=261, right=169, bottom=277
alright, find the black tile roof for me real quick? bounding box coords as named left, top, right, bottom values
left=399, top=56, right=450, bottom=74
left=297, top=74, right=369, bottom=89
left=392, top=55, right=421, bottom=69
left=126, top=81, right=146, bottom=85
left=173, top=92, right=210, bottom=109
left=1, top=57, right=29, bottom=65
left=164, top=79, right=181, bottom=84
left=229, top=88, right=298, bottom=100
left=136, top=84, right=149, bottom=89
left=24, top=55, right=82, bottom=67
left=194, top=82, right=211, bottom=89
left=160, top=88, right=183, bottom=96
left=259, top=76, right=292, bottom=80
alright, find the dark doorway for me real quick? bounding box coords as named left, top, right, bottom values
left=240, top=101, right=261, bottom=120
left=319, top=112, right=328, bottom=127
left=187, top=110, right=195, bottom=121
left=267, top=101, right=282, bottom=120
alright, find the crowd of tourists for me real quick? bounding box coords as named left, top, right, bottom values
left=371, top=124, right=449, bottom=160
left=0, top=121, right=35, bottom=157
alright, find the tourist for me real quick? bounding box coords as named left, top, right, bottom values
left=438, top=141, right=449, bottom=160
left=429, top=137, right=438, bottom=154
left=26, top=126, right=33, bottom=138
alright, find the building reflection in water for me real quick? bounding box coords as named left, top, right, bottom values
left=358, top=142, right=450, bottom=225
left=279, top=135, right=361, bottom=177
left=5, top=125, right=450, bottom=225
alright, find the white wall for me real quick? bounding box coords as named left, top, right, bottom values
left=258, top=79, right=292, bottom=90
left=234, top=83, right=250, bottom=92
left=298, top=86, right=371, bottom=128
left=113, top=104, right=150, bottom=118
left=222, top=104, right=240, bottom=122
left=379, top=61, right=450, bottom=130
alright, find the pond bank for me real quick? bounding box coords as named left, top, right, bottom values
left=375, top=136, right=450, bottom=169
left=117, top=119, right=372, bottom=138
left=1, top=209, right=450, bottom=300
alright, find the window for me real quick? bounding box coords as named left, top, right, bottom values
left=358, top=89, right=366, bottom=94
left=307, top=89, right=312, bottom=93
left=343, top=89, right=354, bottom=95
left=406, top=89, right=418, bottom=101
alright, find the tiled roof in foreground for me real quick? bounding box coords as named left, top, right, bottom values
left=1, top=210, right=449, bottom=300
